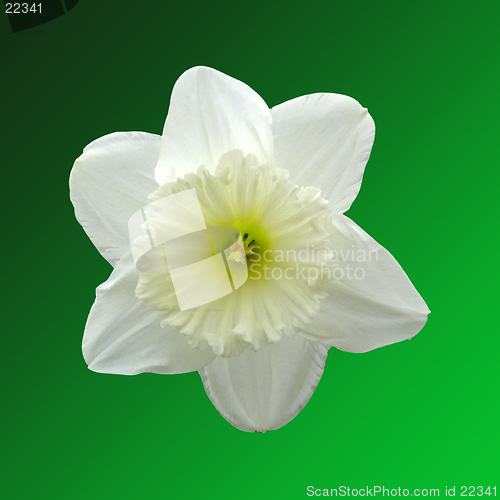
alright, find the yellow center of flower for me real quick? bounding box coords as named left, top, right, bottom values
left=136, top=150, right=334, bottom=357
left=226, top=233, right=255, bottom=264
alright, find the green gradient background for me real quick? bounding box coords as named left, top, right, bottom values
left=1, top=1, right=498, bottom=498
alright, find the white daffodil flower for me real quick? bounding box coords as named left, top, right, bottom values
left=70, top=66, right=429, bottom=432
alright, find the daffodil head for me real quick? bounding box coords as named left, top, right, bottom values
left=71, top=66, right=429, bottom=432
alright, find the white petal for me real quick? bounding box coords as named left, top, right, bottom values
left=155, top=66, right=274, bottom=184
left=271, top=93, right=375, bottom=213
left=199, top=335, right=328, bottom=432
left=83, top=253, right=216, bottom=375
left=302, top=215, right=430, bottom=352
left=70, top=132, right=161, bottom=265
